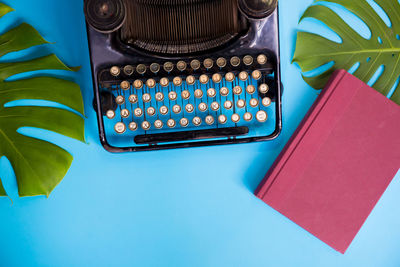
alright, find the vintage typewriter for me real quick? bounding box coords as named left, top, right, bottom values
left=84, top=0, right=282, bottom=152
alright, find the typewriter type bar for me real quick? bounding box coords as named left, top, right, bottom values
left=85, top=0, right=282, bottom=152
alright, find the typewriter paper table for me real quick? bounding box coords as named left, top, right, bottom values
left=0, top=0, right=399, bottom=266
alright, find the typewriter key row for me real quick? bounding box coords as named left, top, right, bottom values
left=115, top=89, right=270, bottom=106
left=109, top=55, right=268, bottom=76
left=108, top=96, right=271, bottom=118
left=113, top=71, right=264, bottom=91
left=112, top=110, right=268, bottom=134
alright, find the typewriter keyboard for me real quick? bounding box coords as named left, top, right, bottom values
left=97, top=54, right=280, bottom=148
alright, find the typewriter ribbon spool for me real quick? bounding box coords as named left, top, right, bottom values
left=84, top=0, right=126, bottom=33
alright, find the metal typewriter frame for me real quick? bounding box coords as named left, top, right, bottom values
left=85, top=4, right=283, bottom=152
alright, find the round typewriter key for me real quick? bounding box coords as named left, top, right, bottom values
left=173, top=76, right=183, bottom=86
left=199, top=74, right=209, bottom=84
left=256, top=110, right=268, bottom=122
left=262, top=97, right=272, bottom=107
left=106, top=110, right=115, bottom=119
left=169, top=91, right=178, bottom=101
left=231, top=113, right=240, bottom=123
left=230, top=56, right=241, bottom=67
left=252, top=70, right=262, bottom=80
left=181, top=90, right=191, bottom=100
left=167, top=119, right=176, bottom=128
left=233, top=86, right=243, bottom=95
left=177, top=61, right=187, bottom=71
left=147, top=107, right=156, bottom=116
left=193, top=116, right=202, bottom=126
left=198, top=102, right=208, bottom=112
left=250, top=98, right=259, bottom=107
left=150, top=63, right=160, bottom=74
left=211, top=101, right=220, bottom=111
left=244, top=112, right=253, bottom=122
left=194, top=89, right=203, bottom=99
left=142, top=121, right=151, bottom=130
left=154, top=119, right=163, bottom=129
left=180, top=118, right=189, bottom=127
left=114, top=122, right=126, bottom=134
left=257, top=54, right=268, bottom=65
left=121, top=108, right=130, bottom=118
left=212, top=73, right=222, bottom=83
left=129, top=121, right=138, bottom=131
left=136, top=64, right=147, bottom=74
left=146, top=78, right=156, bottom=88
left=142, top=93, right=151, bottom=102
left=160, top=77, right=169, bottom=87
left=220, top=87, right=229, bottom=96
left=123, top=65, right=134, bottom=76
left=172, top=104, right=182, bottom=114
left=218, top=114, right=228, bottom=124
left=243, top=55, right=254, bottom=66
left=224, top=100, right=233, bottom=110
left=159, top=105, right=169, bottom=115
left=237, top=99, right=246, bottom=108
left=259, top=83, right=269, bottom=94
left=120, top=80, right=130, bottom=90
left=205, top=115, right=215, bottom=125
left=246, top=84, right=256, bottom=94
left=225, top=72, right=235, bottom=82
left=110, top=66, right=120, bottom=76
left=115, top=95, right=125, bottom=105
left=186, top=75, right=196, bottom=85
left=203, top=58, right=214, bottom=69
left=163, top=62, right=174, bottom=72
left=216, top=57, right=227, bottom=68
left=239, top=71, right=249, bottom=81
left=134, top=107, right=143, bottom=117
left=190, top=59, right=201, bottom=70
left=207, top=88, right=217, bottom=98
left=134, top=79, right=143, bottom=89
left=155, top=92, right=164, bottom=102
left=185, top=103, right=194, bottom=113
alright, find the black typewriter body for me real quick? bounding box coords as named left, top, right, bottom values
left=84, top=0, right=282, bottom=152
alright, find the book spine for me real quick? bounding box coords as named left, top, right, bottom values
left=254, top=70, right=348, bottom=199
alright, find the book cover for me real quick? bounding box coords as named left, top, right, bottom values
left=255, top=70, right=400, bottom=253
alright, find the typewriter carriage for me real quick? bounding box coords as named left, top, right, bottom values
left=85, top=0, right=282, bottom=152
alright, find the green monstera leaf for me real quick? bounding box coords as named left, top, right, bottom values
left=0, top=179, right=6, bottom=196
left=0, top=3, right=85, bottom=197
left=293, top=0, right=400, bottom=105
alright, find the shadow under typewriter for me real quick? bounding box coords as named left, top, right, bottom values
left=85, top=0, right=282, bottom=152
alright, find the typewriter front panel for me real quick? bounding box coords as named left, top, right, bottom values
left=85, top=0, right=282, bottom=152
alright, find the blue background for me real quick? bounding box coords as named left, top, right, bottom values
left=0, top=0, right=399, bottom=266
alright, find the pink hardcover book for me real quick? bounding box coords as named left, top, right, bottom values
left=255, top=70, right=400, bottom=253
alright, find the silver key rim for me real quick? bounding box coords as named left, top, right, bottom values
left=121, top=109, right=130, bottom=118
left=154, top=120, right=163, bottom=129
left=129, top=122, right=138, bottom=131
left=256, top=110, right=268, bottom=122
left=142, top=121, right=151, bottom=130
left=218, top=114, right=227, bottom=124
left=232, top=113, right=240, bottom=123
left=147, top=107, right=156, bottom=116
left=134, top=108, right=143, bottom=117
left=180, top=118, right=189, bottom=127
left=115, top=122, right=126, bottom=134
left=172, top=104, right=181, bottom=114
left=106, top=110, right=115, bottom=119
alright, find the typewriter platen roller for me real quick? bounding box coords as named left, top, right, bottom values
left=84, top=0, right=282, bottom=152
